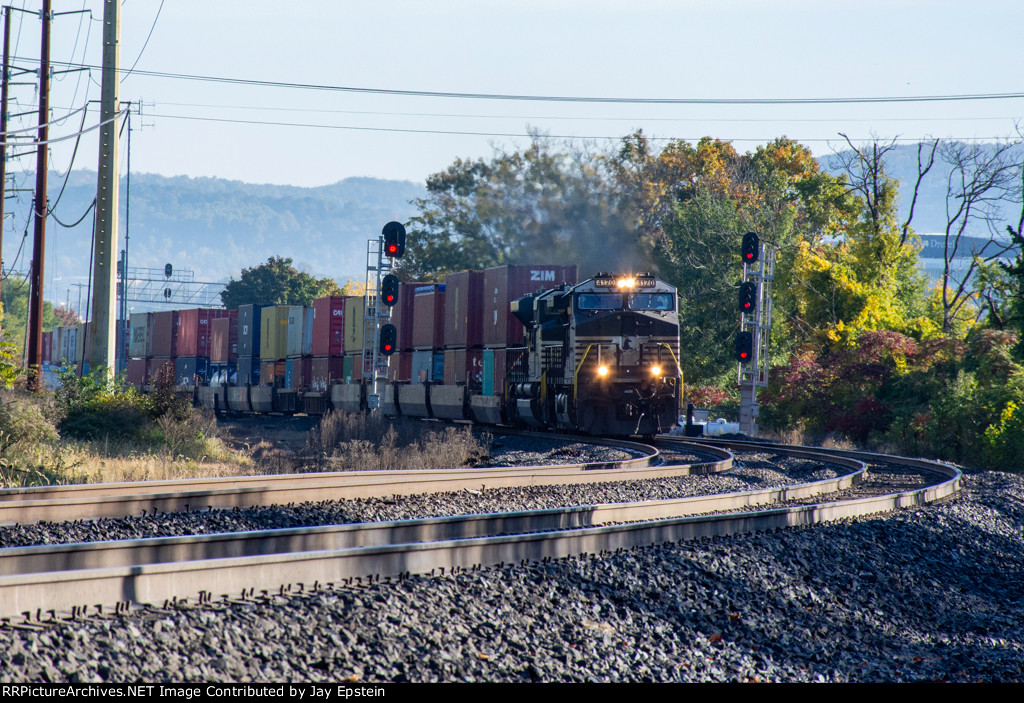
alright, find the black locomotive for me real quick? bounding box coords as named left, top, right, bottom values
left=506, top=273, right=681, bottom=437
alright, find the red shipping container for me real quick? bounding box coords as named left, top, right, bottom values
left=209, top=317, right=237, bottom=364
left=176, top=308, right=232, bottom=358
left=483, top=264, right=577, bottom=348
left=150, top=311, right=179, bottom=357
left=127, top=358, right=148, bottom=388
left=392, top=282, right=424, bottom=352
left=444, top=270, right=484, bottom=349
left=411, top=284, right=446, bottom=350
left=312, top=296, right=349, bottom=357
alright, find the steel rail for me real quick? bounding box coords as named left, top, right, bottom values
left=0, top=451, right=866, bottom=577
left=0, top=445, right=962, bottom=622
left=0, top=438, right=733, bottom=526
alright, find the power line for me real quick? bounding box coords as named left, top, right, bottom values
left=0, top=107, right=125, bottom=146
left=21, top=57, right=1024, bottom=105
left=121, top=0, right=164, bottom=83
left=148, top=100, right=1024, bottom=125
left=147, top=111, right=1020, bottom=144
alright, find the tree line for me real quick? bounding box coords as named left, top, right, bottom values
left=395, top=130, right=1024, bottom=469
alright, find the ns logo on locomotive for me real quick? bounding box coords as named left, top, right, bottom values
left=507, top=272, right=681, bottom=438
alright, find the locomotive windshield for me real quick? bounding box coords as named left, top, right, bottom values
left=576, top=293, right=623, bottom=310
left=628, top=293, right=674, bottom=311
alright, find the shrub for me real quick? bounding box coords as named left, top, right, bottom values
left=54, top=367, right=155, bottom=442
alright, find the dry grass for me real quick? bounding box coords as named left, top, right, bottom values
left=759, top=425, right=856, bottom=450
left=304, top=410, right=491, bottom=471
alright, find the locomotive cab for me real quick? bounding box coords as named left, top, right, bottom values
left=509, top=274, right=681, bottom=437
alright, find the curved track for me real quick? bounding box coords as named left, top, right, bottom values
left=0, top=436, right=959, bottom=622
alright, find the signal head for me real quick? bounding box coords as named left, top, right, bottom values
left=383, top=221, right=406, bottom=258
left=739, top=281, right=757, bottom=313
left=741, top=232, right=760, bottom=264
left=381, top=274, right=399, bottom=307
left=735, top=331, right=753, bottom=363
left=379, top=324, right=397, bottom=356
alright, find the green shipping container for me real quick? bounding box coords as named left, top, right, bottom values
left=343, top=355, right=354, bottom=382
left=482, top=349, right=495, bottom=396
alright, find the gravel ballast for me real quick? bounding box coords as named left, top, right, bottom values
left=1, top=467, right=1020, bottom=682
left=0, top=453, right=839, bottom=548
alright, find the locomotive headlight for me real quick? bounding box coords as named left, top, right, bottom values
left=616, top=277, right=635, bottom=289
left=597, top=365, right=609, bottom=377
left=651, top=365, right=662, bottom=377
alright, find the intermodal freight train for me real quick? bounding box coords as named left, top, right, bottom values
left=45, top=266, right=682, bottom=437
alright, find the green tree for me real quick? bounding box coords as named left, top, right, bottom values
left=0, top=276, right=61, bottom=356
left=620, top=134, right=862, bottom=380
left=220, top=256, right=342, bottom=308
left=788, top=138, right=932, bottom=348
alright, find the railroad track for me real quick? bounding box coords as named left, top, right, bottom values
left=0, top=435, right=959, bottom=623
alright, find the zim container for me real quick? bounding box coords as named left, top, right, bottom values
left=444, top=270, right=484, bottom=349
left=483, top=264, right=577, bottom=348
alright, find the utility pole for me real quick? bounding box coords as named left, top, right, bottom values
left=89, top=0, right=120, bottom=379
left=0, top=6, right=11, bottom=306
left=26, top=0, right=49, bottom=392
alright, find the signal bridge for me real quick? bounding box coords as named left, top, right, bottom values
left=119, top=265, right=226, bottom=307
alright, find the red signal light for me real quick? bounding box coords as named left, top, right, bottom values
left=740, top=352, right=748, bottom=359
left=388, top=244, right=398, bottom=254
left=384, top=343, right=392, bottom=351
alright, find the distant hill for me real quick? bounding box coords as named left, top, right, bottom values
left=6, top=171, right=426, bottom=312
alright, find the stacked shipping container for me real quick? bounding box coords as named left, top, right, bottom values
left=109, top=261, right=575, bottom=395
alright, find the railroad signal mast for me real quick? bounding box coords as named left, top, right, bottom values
left=736, top=231, right=774, bottom=436
left=362, top=221, right=405, bottom=408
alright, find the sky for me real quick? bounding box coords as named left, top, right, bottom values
left=7, top=0, right=1023, bottom=189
